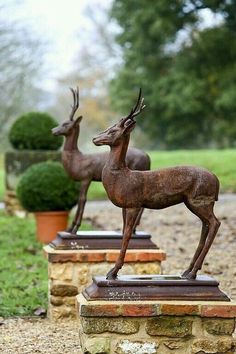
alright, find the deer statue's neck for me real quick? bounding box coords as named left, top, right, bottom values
left=108, top=134, right=130, bottom=170
left=63, top=125, right=81, bottom=153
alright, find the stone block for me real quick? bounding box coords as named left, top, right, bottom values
left=49, top=262, right=73, bottom=281
left=133, top=263, right=161, bottom=275
left=191, top=338, right=235, bottom=353
left=81, top=304, right=121, bottom=317
left=50, top=284, right=78, bottom=297
left=50, top=296, right=64, bottom=306
left=115, top=340, right=159, bottom=354
left=201, top=305, right=236, bottom=318
left=146, top=316, right=193, bottom=337
left=49, top=305, right=74, bottom=320
left=161, top=303, right=200, bottom=316
left=45, top=245, right=166, bottom=320
left=163, top=340, right=185, bottom=350
left=203, top=318, right=235, bottom=335
left=78, top=296, right=236, bottom=354
left=83, top=337, right=110, bottom=354
left=77, top=265, right=89, bottom=285
left=81, top=317, right=140, bottom=334
left=122, top=304, right=158, bottom=317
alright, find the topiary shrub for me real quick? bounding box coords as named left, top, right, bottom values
left=17, top=161, right=79, bottom=212
left=9, top=112, right=63, bottom=150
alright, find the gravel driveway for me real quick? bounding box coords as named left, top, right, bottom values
left=0, top=195, right=235, bottom=353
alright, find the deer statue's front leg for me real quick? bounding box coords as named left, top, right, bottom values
left=67, top=179, right=91, bottom=234
left=106, top=208, right=140, bottom=280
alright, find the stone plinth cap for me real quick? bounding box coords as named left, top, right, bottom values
left=43, top=245, right=166, bottom=263
left=77, top=293, right=236, bottom=318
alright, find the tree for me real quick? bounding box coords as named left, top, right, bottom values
left=51, top=1, right=121, bottom=152
left=110, top=0, right=236, bottom=148
left=0, top=2, right=47, bottom=148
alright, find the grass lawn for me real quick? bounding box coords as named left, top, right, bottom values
left=0, top=154, right=4, bottom=201
left=149, top=149, right=236, bottom=193
left=87, top=149, right=236, bottom=199
left=1, top=150, right=236, bottom=202
left=0, top=211, right=91, bottom=317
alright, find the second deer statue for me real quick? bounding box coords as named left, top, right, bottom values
left=52, top=87, right=150, bottom=234
left=93, top=89, right=221, bottom=280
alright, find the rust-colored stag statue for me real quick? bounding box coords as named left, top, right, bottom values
left=93, top=89, right=221, bottom=280
left=52, top=87, right=150, bottom=234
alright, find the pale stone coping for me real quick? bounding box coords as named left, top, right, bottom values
left=44, top=245, right=166, bottom=255
left=76, top=293, right=236, bottom=307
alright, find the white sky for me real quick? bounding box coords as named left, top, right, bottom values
left=2, top=1, right=222, bottom=92
left=3, top=0, right=111, bottom=90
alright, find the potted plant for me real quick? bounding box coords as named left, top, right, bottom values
left=17, top=161, right=79, bottom=243
left=5, top=112, right=63, bottom=214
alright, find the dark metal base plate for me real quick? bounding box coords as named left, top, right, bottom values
left=50, top=231, right=158, bottom=250
left=83, top=275, right=230, bottom=301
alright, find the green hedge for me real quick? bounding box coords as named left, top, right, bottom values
left=9, top=112, right=63, bottom=150
left=17, top=161, right=79, bottom=212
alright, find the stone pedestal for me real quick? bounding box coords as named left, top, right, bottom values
left=77, top=294, right=236, bottom=354
left=44, top=245, right=166, bottom=320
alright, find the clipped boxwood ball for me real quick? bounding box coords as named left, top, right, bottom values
left=9, top=112, right=63, bottom=150
left=17, top=161, right=79, bottom=212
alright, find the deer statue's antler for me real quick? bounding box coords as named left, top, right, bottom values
left=120, top=89, right=146, bottom=127
left=69, top=86, right=80, bottom=121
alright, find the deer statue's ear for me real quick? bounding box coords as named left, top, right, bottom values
left=75, top=115, right=83, bottom=124
left=124, top=119, right=136, bottom=134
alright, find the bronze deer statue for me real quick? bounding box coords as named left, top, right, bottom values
left=93, top=89, right=221, bottom=280
left=52, top=87, right=150, bottom=234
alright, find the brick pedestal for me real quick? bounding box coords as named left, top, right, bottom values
left=44, top=245, right=166, bottom=320
left=77, top=294, right=236, bottom=354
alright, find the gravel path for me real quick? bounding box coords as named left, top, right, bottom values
left=0, top=195, right=235, bottom=353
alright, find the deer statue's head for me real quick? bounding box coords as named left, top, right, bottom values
left=93, top=89, right=145, bottom=147
left=52, top=87, right=82, bottom=137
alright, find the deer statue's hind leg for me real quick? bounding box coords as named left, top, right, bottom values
left=122, top=208, right=127, bottom=234
left=68, top=179, right=91, bottom=234
left=183, top=202, right=220, bottom=280
left=182, top=221, right=209, bottom=278
left=106, top=208, right=140, bottom=280
left=133, top=208, right=144, bottom=233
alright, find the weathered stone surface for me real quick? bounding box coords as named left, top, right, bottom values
left=163, top=340, right=185, bottom=350
left=146, top=316, right=192, bottom=337
left=49, top=305, right=74, bottom=320
left=77, top=265, right=89, bottom=285
left=122, top=304, right=158, bottom=317
left=201, top=305, right=236, bottom=318
left=50, top=296, right=63, bottom=306
left=203, top=318, right=235, bottom=335
left=89, top=263, right=114, bottom=276
left=161, top=304, right=199, bottom=316
left=191, top=338, right=235, bottom=353
left=81, top=317, right=139, bottom=334
left=105, top=250, right=165, bottom=263
left=49, top=263, right=73, bottom=281
left=50, top=284, right=78, bottom=297
left=81, top=304, right=121, bottom=317
left=83, top=337, right=110, bottom=354
left=133, top=262, right=161, bottom=275
left=115, top=340, right=158, bottom=354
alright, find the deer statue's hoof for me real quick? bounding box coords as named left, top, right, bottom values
left=71, top=226, right=79, bottom=235
left=106, top=268, right=118, bottom=280
left=181, top=269, right=191, bottom=278
left=184, top=270, right=197, bottom=280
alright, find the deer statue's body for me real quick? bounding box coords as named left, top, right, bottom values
left=52, top=88, right=150, bottom=234
left=93, top=89, right=221, bottom=280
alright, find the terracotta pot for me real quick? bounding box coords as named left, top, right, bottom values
left=34, top=211, right=69, bottom=243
